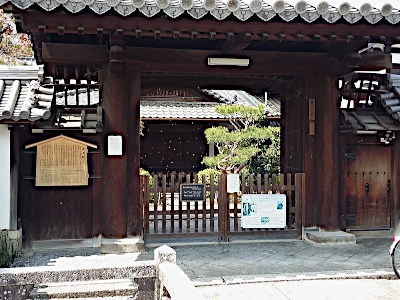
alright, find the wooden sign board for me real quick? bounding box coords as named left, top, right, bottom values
left=180, top=183, right=205, bottom=201
left=26, top=135, right=97, bottom=186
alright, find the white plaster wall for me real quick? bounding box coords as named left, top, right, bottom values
left=0, top=125, right=10, bottom=230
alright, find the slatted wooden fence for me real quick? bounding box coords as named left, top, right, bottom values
left=141, top=173, right=305, bottom=242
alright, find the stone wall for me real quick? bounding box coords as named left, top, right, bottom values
left=0, top=228, right=22, bottom=266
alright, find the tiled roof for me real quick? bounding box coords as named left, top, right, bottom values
left=6, top=0, right=400, bottom=24
left=203, top=89, right=281, bottom=117
left=340, top=73, right=400, bottom=133
left=55, top=80, right=100, bottom=106
left=140, top=101, right=228, bottom=120
left=380, top=74, right=400, bottom=121
left=340, top=109, right=400, bottom=132
left=0, top=65, right=53, bottom=122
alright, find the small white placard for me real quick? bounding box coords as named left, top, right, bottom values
left=227, top=174, right=240, bottom=193
left=107, top=135, right=123, bottom=156
left=241, top=194, right=286, bottom=229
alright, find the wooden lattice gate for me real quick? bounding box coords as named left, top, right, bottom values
left=141, top=173, right=305, bottom=242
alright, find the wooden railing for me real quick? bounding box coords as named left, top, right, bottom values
left=141, top=173, right=305, bottom=241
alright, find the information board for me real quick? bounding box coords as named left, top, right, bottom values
left=180, top=184, right=205, bottom=201
left=241, top=194, right=286, bottom=229
left=227, top=174, right=240, bottom=193
left=107, top=135, right=123, bottom=156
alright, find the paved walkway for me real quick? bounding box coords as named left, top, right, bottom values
left=197, top=279, right=400, bottom=300
left=13, top=236, right=395, bottom=283
left=142, top=237, right=395, bottom=282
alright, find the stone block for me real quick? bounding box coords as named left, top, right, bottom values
left=154, top=245, right=176, bottom=264
left=0, top=228, right=22, bottom=261
left=305, top=230, right=356, bottom=245
left=100, top=236, right=145, bottom=254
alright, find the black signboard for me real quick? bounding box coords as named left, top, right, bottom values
left=180, top=183, right=205, bottom=201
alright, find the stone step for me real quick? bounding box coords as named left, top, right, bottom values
left=29, top=279, right=138, bottom=299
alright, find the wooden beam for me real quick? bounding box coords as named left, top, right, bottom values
left=141, top=74, right=285, bottom=93
left=42, top=43, right=329, bottom=75
left=42, top=43, right=108, bottom=64
left=221, top=33, right=252, bottom=53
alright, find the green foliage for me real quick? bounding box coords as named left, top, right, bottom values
left=197, top=168, right=221, bottom=199
left=197, top=168, right=222, bottom=187
left=247, top=126, right=281, bottom=177
left=139, top=168, right=154, bottom=188
left=202, top=104, right=276, bottom=174
left=140, top=168, right=155, bottom=203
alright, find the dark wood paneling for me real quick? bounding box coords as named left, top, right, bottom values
left=41, top=43, right=330, bottom=76
left=18, top=129, right=102, bottom=243
left=392, top=138, right=400, bottom=235
left=283, top=78, right=305, bottom=174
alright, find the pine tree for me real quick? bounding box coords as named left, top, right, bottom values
left=202, top=104, right=274, bottom=174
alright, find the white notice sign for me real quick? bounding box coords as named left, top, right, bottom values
left=108, top=135, right=123, bottom=156
left=227, top=174, right=240, bottom=193
left=241, top=194, right=286, bottom=229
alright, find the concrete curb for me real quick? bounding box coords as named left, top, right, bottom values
left=192, top=269, right=397, bottom=286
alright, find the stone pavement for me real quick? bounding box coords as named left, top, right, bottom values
left=7, top=235, right=398, bottom=299
left=197, top=279, right=400, bottom=300
left=13, top=236, right=395, bottom=283
left=140, top=236, right=395, bottom=283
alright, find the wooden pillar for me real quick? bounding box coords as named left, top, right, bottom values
left=313, top=71, right=340, bottom=230
left=126, top=68, right=142, bottom=236
left=303, top=76, right=317, bottom=228
left=10, top=126, right=20, bottom=231
left=392, top=137, right=400, bottom=236
left=101, top=63, right=128, bottom=238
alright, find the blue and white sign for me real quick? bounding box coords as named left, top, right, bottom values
left=241, top=194, right=286, bottom=229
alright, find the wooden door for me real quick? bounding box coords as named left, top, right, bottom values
left=345, top=145, right=391, bottom=229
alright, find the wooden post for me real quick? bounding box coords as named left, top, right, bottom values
left=127, top=70, right=142, bottom=236
left=154, top=175, right=159, bottom=234
left=143, top=176, right=150, bottom=235
left=171, top=174, right=175, bottom=233
left=92, top=139, right=102, bottom=238
left=210, top=173, right=215, bottom=232
left=218, top=174, right=229, bottom=242
left=312, top=71, right=340, bottom=230
left=100, top=63, right=128, bottom=238
left=162, top=175, right=167, bottom=233
left=295, top=173, right=303, bottom=239
left=286, top=174, right=292, bottom=229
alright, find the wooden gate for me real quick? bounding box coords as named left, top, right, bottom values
left=345, top=145, right=391, bottom=229
left=141, top=173, right=305, bottom=242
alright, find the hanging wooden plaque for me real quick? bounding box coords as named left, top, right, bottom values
left=26, top=135, right=97, bottom=186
